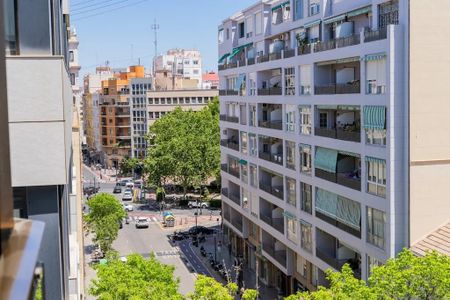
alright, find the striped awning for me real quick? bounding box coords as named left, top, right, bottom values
left=363, top=106, right=386, bottom=130
left=317, top=105, right=337, bottom=110
left=365, top=156, right=385, bottom=164
left=338, top=105, right=360, bottom=111
left=272, top=1, right=290, bottom=11
left=361, top=53, right=387, bottom=61
left=323, top=14, right=346, bottom=25
left=218, top=53, right=230, bottom=64
left=229, top=43, right=253, bottom=60
left=315, top=147, right=338, bottom=173
left=304, top=19, right=321, bottom=28
left=347, top=6, right=371, bottom=18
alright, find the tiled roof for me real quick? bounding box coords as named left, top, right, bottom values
left=411, top=222, right=450, bottom=257
left=202, top=72, right=219, bottom=82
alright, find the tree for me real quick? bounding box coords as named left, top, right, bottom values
left=187, top=275, right=237, bottom=300
left=119, top=156, right=141, bottom=176
left=85, top=193, right=126, bottom=253
left=285, top=249, right=450, bottom=300
left=89, top=253, right=183, bottom=300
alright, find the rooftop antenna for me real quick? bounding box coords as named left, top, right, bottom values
left=151, top=19, right=159, bottom=75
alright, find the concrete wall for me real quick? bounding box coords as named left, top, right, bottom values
left=409, top=0, right=450, bottom=244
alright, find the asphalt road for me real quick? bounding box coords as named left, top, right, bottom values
left=83, top=165, right=219, bottom=296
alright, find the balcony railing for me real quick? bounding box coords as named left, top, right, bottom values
left=258, top=120, right=282, bottom=130
left=336, top=34, right=360, bottom=48
left=284, top=49, right=295, bottom=59
left=315, top=127, right=361, bottom=143
left=316, top=247, right=361, bottom=278
left=269, top=52, right=282, bottom=61
left=237, top=59, right=246, bottom=67
left=257, top=54, right=269, bottom=63
left=297, top=44, right=311, bottom=55
left=257, top=87, right=282, bottom=96
left=259, top=151, right=283, bottom=165
left=314, top=40, right=336, bottom=52
left=259, top=181, right=284, bottom=200
left=219, top=90, right=239, bottom=96
left=220, top=139, right=239, bottom=151
left=222, top=188, right=241, bottom=206
left=219, top=114, right=239, bottom=123
left=314, top=82, right=360, bottom=95
left=247, top=58, right=255, bottom=65
left=262, top=243, right=287, bottom=266
left=260, top=215, right=284, bottom=234
left=364, top=28, right=387, bottom=43
left=221, top=164, right=240, bottom=179
left=315, top=168, right=361, bottom=191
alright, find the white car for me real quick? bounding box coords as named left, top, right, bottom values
left=122, top=191, right=133, bottom=201
left=123, top=203, right=133, bottom=211
left=135, top=217, right=149, bottom=228
left=125, top=182, right=134, bottom=188
left=188, top=201, right=209, bottom=209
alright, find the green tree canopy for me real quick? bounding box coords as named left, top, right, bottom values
left=187, top=275, right=237, bottom=300
left=85, top=193, right=126, bottom=253
left=90, top=254, right=183, bottom=300
left=285, top=249, right=450, bottom=300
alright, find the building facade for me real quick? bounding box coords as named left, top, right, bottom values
left=219, top=0, right=450, bottom=296
left=69, top=28, right=83, bottom=144
left=4, top=0, right=82, bottom=299
left=202, top=71, right=220, bottom=89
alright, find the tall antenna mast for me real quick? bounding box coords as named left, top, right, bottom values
left=151, top=19, right=159, bottom=74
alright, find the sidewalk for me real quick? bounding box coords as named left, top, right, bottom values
left=190, top=234, right=278, bottom=299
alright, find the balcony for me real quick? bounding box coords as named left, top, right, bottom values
left=284, top=49, right=295, bottom=58
left=259, top=151, right=283, bottom=166
left=247, top=58, right=255, bottom=65
left=258, top=120, right=282, bottom=130
left=314, top=40, right=336, bottom=52
left=336, top=34, right=360, bottom=48
left=221, top=187, right=240, bottom=206
left=220, top=139, right=239, bottom=151
left=262, top=231, right=287, bottom=267
left=221, top=163, right=240, bottom=179
left=315, top=106, right=361, bottom=143
left=257, top=87, right=282, bottom=96
left=257, top=54, right=269, bottom=64
left=314, top=82, right=360, bottom=95
left=297, top=44, right=311, bottom=55
left=259, top=181, right=284, bottom=200
left=316, top=229, right=361, bottom=278
left=364, top=28, right=387, bottom=43
left=316, top=167, right=361, bottom=191
left=269, top=51, right=282, bottom=61
left=219, top=114, right=239, bottom=123
left=219, top=90, right=239, bottom=96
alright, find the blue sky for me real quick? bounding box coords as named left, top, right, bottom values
left=72, top=0, right=256, bottom=76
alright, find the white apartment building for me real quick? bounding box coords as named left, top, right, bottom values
left=69, top=28, right=84, bottom=144
left=219, top=0, right=450, bottom=296
left=154, top=49, right=203, bottom=88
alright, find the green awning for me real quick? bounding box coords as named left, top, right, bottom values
left=323, top=14, right=346, bottom=25
left=304, top=19, right=321, bottom=28
left=316, top=56, right=359, bottom=66
left=218, top=53, right=230, bottom=64
left=347, top=6, right=371, bottom=18
left=239, top=159, right=248, bottom=165
left=272, top=1, right=290, bottom=11
left=314, top=147, right=338, bottom=173
left=317, top=105, right=338, bottom=110
left=338, top=105, right=360, bottom=111
left=338, top=150, right=360, bottom=158
left=229, top=43, right=253, bottom=60
left=283, top=211, right=297, bottom=220
left=362, top=53, right=387, bottom=61
left=363, top=106, right=386, bottom=130
left=365, top=156, right=386, bottom=164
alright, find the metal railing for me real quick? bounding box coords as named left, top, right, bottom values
left=259, top=216, right=284, bottom=234
left=269, top=52, right=282, bottom=61
left=315, top=127, right=361, bottom=143
left=284, top=49, right=295, bottom=58
left=262, top=243, right=287, bottom=266
left=314, top=40, right=336, bottom=52
left=220, top=139, right=239, bottom=151
left=297, top=44, right=311, bottom=55
left=314, top=83, right=360, bottom=95
left=257, top=87, right=282, bottom=96
left=337, top=173, right=361, bottom=191
left=258, top=120, right=283, bottom=130
left=259, top=181, right=284, bottom=200
left=364, top=28, right=387, bottom=43
left=247, top=58, right=255, bottom=65
left=316, top=247, right=361, bottom=278
left=336, top=34, right=360, bottom=48
left=257, top=54, right=269, bottom=63
left=219, top=89, right=239, bottom=96
left=259, top=151, right=283, bottom=165
left=219, top=114, right=239, bottom=123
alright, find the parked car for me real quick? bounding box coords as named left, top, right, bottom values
left=83, top=186, right=99, bottom=195
left=133, top=180, right=143, bottom=189
left=135, top=217, right=149, bottom=228
left=188, top=226, right=215, bottom=235
left=188, top=201, right=209, bottom=209
left=118, top=179, right=132, bottom=186
left=113, top=185, right=122, bottom=193
left=123, top=203, right=133, bottom=211
left=122, top=191, right=133, bottom=201
left=125, top=182, right=134, bottom=188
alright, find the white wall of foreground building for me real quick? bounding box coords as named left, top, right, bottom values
left=217, top=0, right=450, bottom=294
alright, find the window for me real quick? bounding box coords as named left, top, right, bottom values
left=319, top=112, right=327, bottom=128
left=296, top=254, right=307, bottom=278
left=193, top=60, right=199, bottom=65
left=218, top=29, right=224, bottom=43
left=155, top=112, right=160, bottom=119
left=70, top=73, right=75, bottom=85
left=299, top=144, right=312, bottom=175
left=300, top=221, right=312, bottom=252
left=246, top=16, right=253, bottom=38
left=226, top=28, right=230, bottom=40
left=294, top=0, right=304, bottom=20
left=367, top=207, right=386, bottom=249
left=161, top=98, right=166, bottom=104
left=300, top=182, right=312, bottom=214
left=149, top=112, right=154, bottom=119
left=309, top=0, right=320, bottom=16
left=283, top=4, right=291, bottom=21
left=249, top=105, right=257, bottom=127
left=249, top=164, right=257, bottom=187
left=69, top=51, right=74, bottom=62
left=249, top=78, right=256, bottom=96
left=299, top=105, right=312, bottom=135
left=249, top=133, right=257, bottom=156
left=366, top=158, right=386, bottom=198
left=154, top=98, right=159, bottom=105
left=366, top=129, right=387, bottom=146
left=240, top=132, right=248, bottom=155
left=286, top=140, right=296, bottom=170
left=287, top=218, right=298, bottom=243
left=241, top=164, right=248, bottom=184
left=286, top=177, right=297, bottom=207
left=299, top=65, right=312, bottom=95
left=286, top=105, right=296, bottom=132
left=239, top=22, right=245, bottom=38
left=255, top=12, right=262, bottom=35
left=366, top=58, right=387, bottom=95
left=285, top=67, right=296, bottom=96
left=173, top=98, right=178, bottom=104
left=167, top=98, right=172, bottom=104
left=242, top=188, right=249, bottom=209
left=193, top=70, right=199, bottom=75
left=367, top=256, right=383, bottom=277
left=364, top=106, right=387, bottom=146
left=272, top=7, right=283, bottom=25
left=4, top=0, right=18, bottom=54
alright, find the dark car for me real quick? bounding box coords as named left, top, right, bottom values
left=83, top=186, right=99, bottom=195
left=188, top=226, right=215, bottom=235
left=113, top=185, right=122, bottom=193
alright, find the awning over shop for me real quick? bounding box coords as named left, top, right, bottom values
left=272, top=1, right=290, bottom=11
left=304, top=19, right=321, bottom=29
left=218, top=53, right=230, bottom=64
left=314, top=147, right=338, bottom=173
left=229, top=43, right=253, bottom=60
left=234, top=74, right=246, bottom=91
left=316, top=56, right=359, bottom=66
left=363, top=106, right=386, bottom=130
left=362, top=53, right=387, bottom=61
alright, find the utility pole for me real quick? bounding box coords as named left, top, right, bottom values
left=151, top=19, right=159, bottom=75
